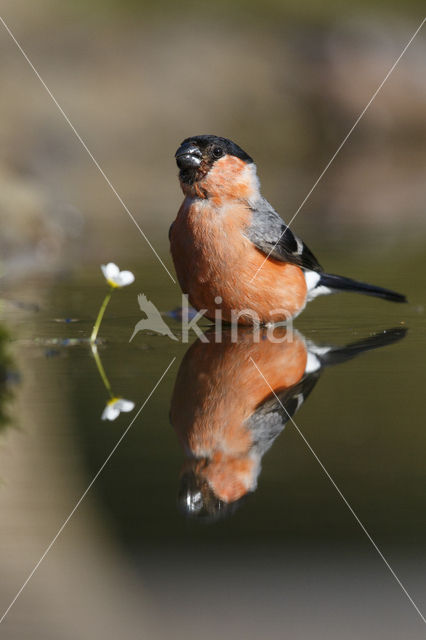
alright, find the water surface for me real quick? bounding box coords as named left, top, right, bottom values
left=0, top=247, right=425, bottom=639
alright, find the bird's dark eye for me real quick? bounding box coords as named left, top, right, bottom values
left=212, top=146, right=223, bottom=159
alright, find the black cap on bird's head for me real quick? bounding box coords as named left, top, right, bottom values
left=175, top=135, right=253, bottom=185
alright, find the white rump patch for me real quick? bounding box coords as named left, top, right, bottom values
left=304, top=270, right=320, bottom=291
left=305, top=352, right=321, bottom=373
left=304, top=271, right=332, bottom=301
left=304, top=341, right=333, bottom=374
left=307, top=285, right=333, bottom=300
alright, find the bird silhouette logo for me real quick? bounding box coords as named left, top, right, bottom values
left=129, top=294, right=178, bottom=342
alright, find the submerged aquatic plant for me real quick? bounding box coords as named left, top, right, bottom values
left=90, top=262, right=135, bottom=343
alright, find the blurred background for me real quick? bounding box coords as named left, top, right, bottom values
left=0, top=1, right=425, bottom=638
left=0, top=0, right=425, bottom=279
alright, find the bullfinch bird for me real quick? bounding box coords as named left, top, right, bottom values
left=170, top=135, right=406, bottom=325
left=170, top=326, right=406, bottom=521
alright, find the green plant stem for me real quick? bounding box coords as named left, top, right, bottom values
left=91, top=343, right=113, bottom=398
left=90, top=288, right=113, bottom=343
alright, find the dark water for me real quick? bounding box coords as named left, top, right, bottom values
left=0, top=244, right=425, bottom=639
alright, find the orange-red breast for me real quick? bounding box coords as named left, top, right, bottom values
left=169, top=135, right=406, bottom=325
left=170, top=326, right=406, bottom=520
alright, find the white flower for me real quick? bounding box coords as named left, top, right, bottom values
left=101, top=262, right=135, bottom=288
left=101, top=397, right=135, bottom=421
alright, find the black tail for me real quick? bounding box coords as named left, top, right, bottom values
left=318, top=327, right=407, bottom=367
left=319, top=273, right=407, bottom=303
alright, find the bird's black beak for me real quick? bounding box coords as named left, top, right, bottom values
left=177, top=470, right=247, bottom=522
left=175, top=143, right=202, bottom=170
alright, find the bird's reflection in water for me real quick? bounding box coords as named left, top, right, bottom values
left=170, top=326, right=406, bottom=522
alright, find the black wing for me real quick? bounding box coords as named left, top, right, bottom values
left=245, top=372, right=320, bottom=458
left=244, top=198, right=323, bottom=272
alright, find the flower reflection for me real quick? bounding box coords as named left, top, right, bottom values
left=170, top=326, right=406, bottom=522
left=101, top=397, right=135, bottom=421
left=91, top=343, right=135, bottom=422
